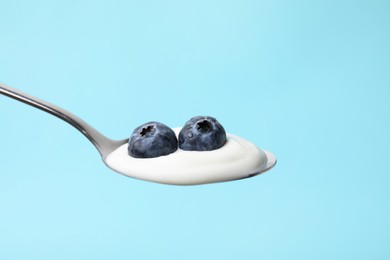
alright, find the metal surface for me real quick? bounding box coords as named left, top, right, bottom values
left=0, top=83, right=127, bottom=159
left=0, top=83, right=276, bottom=185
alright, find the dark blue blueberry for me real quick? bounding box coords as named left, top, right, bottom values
left=128, top=122, right=178, bottom=158
left=179, top=116, right=226, bottom=151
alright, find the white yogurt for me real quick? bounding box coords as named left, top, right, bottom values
left=106, top=128, right=270, bottom=185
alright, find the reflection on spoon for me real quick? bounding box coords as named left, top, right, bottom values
left=0, top=83, right=276, bottom=185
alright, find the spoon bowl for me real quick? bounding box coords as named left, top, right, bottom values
left=0, top=83, right=276, bottom=185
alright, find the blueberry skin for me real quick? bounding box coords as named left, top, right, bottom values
left=128, top=122, right=178, bottom=158
left=179, top=116, right=227, bottom=151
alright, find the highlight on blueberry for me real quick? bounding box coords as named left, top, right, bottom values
left=178, top=116, right=227, bottom=151
left=128, top=122, right=178, bottom=158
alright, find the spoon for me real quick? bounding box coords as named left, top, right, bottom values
left=0, top=83, right=276, bottom=185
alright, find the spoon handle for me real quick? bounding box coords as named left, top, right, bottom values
left=0, top=83, right=125, bottom=159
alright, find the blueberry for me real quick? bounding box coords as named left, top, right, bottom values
left=128, top=122, right=178, bottom=158
left=179, top=116, right=227, bottom=151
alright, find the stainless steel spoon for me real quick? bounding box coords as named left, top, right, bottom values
left=0, top=83, right=276, bottom=185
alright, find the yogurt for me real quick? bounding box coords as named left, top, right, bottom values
left=106, top=128, right=270, bottom=185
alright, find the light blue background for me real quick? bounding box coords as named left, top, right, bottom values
left=0, top=0, right=389, bottom=259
